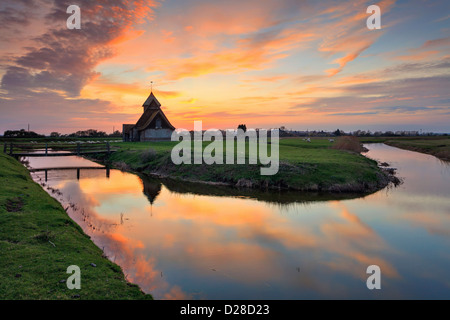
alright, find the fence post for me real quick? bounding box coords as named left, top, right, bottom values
left=3, top=143, right=6, bottom=154
left=106, top=142, right=110, bottom=155
left=9, top=143, right=13, bottom=155
left=45, top=143, right=48, bottom=156
left=77, top=143, right=80, bottom=156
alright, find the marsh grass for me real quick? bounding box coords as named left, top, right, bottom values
left=97, top=137, right=386, bottom=192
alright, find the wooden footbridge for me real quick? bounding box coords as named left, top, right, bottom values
left=1, top=141, right=116, bottom=181
left=3, top=141, right=118, bottom=157
left=30, top=166, right=111, bottom=181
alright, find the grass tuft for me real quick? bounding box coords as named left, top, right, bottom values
left=331, top=136, right=365, bottom=153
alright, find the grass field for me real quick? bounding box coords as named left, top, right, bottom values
left=88, top=137, right=390, bottom=193
left=0, top=152, right=152, bottom=299
left=358, top=136, right=450, bottom=161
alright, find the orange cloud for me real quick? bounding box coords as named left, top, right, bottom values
left=337, top=75, right=381, bottom=85
left=158, top=30, right=315, bottom=80
left=319, top=0, right=396, bottom=76
left=395, top=50, right=440, bottom=61
left=393, top=36, right=450, bottom=62
left=326, top=45, right=371, bottom=76
left=422, top=36, right=450, bottom=48
left=242, top=75, right=288, bottom=83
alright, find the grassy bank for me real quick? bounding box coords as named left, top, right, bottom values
left=91, top=137, right=391, bottom=193
left=0, top=152, right=151, bottom=299
left=359, top=136, right=450, bottom=161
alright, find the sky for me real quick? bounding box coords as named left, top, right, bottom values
left=0, top=0, right=449, bottom=134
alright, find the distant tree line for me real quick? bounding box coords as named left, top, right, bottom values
left=3, top=129, right=44, bottom=138
left=50, top=129, right=122, bottom=138
left=3, top=129, right=122, bottom=138
left=277, top=128, right=440, bottom=137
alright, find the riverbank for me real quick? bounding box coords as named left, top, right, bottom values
left=91, top=137, right=395, bottom=193
left=0, top=152, right=152, bottom=299
left=359, top=136, right=450, bottom=162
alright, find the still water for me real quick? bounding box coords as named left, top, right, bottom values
left=25, top=144, right=450, bottom=299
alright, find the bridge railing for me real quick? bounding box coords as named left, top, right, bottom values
left=3, top=141, right=119, bottom=156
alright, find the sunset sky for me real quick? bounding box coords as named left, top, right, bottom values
left=0, top=0, right=449, bottom=134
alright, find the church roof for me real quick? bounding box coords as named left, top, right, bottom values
left=122, top=124, right=135, bottom=134
left=142, top=92, right=161, bottom=108
left=135, top=108, right=175, bottom=131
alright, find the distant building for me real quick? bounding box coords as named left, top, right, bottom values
left=123, top=92, right=175, bottom=142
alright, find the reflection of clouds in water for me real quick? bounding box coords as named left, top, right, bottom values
left=321, top=202, right=399, bottom=279
left=365, top=144, right=450, bottom=197
left=163, top=286, right=193, bottom=300
left=353, top=185, right=450, bottom=239
left=62, top=181, right=101, bottom=208
left=396, top=198, right=450, bottom=238
left=56, top=180, right=120, bottom=235
left=123, top=189, right=399, bottom=296
left=35, top=173, right=192, bottom=300
left=97, top=232, right=157, bottom=290
left=94, top=231, right=192, bottom=300
left=121, top=189, right=396, bottom=296
left=33, top=168, right=400, bottom=298
left=399, top=211, right=450, bottom=238
left=363, top=144, right=450, bottom=239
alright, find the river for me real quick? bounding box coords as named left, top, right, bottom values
left=23, top=143, right=450, bottom=299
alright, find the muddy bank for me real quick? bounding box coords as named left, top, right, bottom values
left=384, top=141, right=450, bottom=162
left=147, top=165, right=398, bottom=193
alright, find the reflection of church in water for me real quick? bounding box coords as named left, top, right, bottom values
left=141, top=176, right=162, bottom=205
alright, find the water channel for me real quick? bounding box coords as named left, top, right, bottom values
left=23, top=143, right=450, bottom=299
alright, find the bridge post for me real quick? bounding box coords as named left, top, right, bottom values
left=9, top=143, right=13, bottom=155
left=77, top=143, right=80, bottom=156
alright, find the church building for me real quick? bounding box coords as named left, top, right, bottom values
left=122, top=91, right=175, bottom=142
